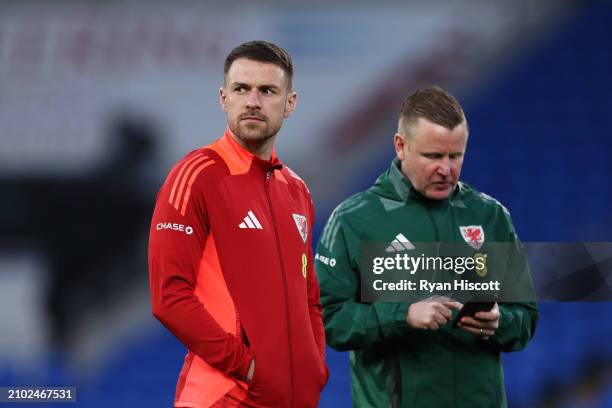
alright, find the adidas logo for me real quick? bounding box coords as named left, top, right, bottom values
left=385, top=233, right=415, bottom=252
left=239, top=210, right=263, bottom=230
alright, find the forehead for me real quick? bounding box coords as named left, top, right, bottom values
left=410, top=117, right=468, bottom=151
left=225, top=58, right=288, bottom=87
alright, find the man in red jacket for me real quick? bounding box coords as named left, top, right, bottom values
left=148, top=41, right=328, bottom=408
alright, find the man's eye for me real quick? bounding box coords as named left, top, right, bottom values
left=450, top=154, right=463, bottom=160
left=261, top=88, right=275, bottom=95
left=234, top=86, right=247, bottom=93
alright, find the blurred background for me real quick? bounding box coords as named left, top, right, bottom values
left=1, top=0, right=611, bottom=406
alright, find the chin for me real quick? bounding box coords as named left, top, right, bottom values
left=238, top=126, right=268, bottom=141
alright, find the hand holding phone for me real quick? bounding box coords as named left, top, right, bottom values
left=452, top=301, right=495, bottom=328
left=453, top=301, right=500, bottom=339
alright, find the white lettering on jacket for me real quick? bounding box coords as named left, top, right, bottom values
left=315, top=253, right=336, bottom=267
left=156, top=222, right=193, bottom=235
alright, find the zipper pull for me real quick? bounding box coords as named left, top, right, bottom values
left=265, top=170, right=271, bottom=184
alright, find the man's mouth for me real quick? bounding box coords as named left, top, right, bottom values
left=241, top=115, right=265, bottom=122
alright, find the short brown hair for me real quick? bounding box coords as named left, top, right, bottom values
left=224, top=40, right=294, bottom=89
left=399, top=86, right=466, bottom=137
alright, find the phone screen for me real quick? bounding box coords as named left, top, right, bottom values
left=452, top=301, right=494, bottom=328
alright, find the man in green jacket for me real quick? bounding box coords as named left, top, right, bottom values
left=315, top=86, right=538, bottom=407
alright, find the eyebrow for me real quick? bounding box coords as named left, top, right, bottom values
left=422, top=151, right=464, bottom=156
left=230, top=82, right=280, bottom=90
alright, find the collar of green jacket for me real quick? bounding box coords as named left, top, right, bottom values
left=371, top=158, right=469, bottom=208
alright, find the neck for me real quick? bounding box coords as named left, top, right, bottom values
left=229, top=131, right=276, bottom=161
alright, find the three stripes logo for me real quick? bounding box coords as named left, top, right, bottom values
left=239, top=210, right=263, bottom=230
left=385, top=233, right=415, bottom=252
left=168, top=153, right=215, bottom=216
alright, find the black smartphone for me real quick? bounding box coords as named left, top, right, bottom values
left=452, top=301, right=495, bottom=328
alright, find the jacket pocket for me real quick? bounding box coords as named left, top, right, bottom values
left=235, top=311, right=254, bottom=386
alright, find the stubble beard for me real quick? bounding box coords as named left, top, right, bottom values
left=231, top=118, right=282, bottom=151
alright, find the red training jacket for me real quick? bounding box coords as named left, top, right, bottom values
left=148, top=129, right=328, bottom=408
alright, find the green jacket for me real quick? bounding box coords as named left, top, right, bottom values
left=315, top=160, right=538, bottom=408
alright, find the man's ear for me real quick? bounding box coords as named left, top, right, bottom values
left=219, top=87, right=228, bottom=112
left=394, top=133, right=407, bottom=160
left=283, top=91, right=298, bottom=118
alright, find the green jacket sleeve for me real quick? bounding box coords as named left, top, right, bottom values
left=489, top=210, right=539, bottom=352
left=315, top=211, right=411, bottom=351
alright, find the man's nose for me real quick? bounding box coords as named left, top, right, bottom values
left=246, top=90, right=262, bottom=109
left=437, top=159, right=451, bottom=177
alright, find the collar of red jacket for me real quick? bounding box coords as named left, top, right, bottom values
left=221, top=127, right=283, bottom=172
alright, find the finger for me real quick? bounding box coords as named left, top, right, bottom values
left=432, top=303, right=453, bottom=320
left=481, top=328, right=496, bottom=337
left=433, top=312, right=448, bottom=325
left=472, top=314, right=500, bottom=330
left=428, top=321, right=440, bottom=330
left=440, top=307, right=452, bottom=320
left=443, top=301, right=463, bottom=311
left=460, top=317, right=493, bottom=329
left=415, top=322, right=428, bottom=330
left=459, top=324, right=495, bottom=337
left=464, top=320, right=498, bottom=332
left=474, top=311, right=499, bottom=321
left=432, top=295, right=461, bottom=305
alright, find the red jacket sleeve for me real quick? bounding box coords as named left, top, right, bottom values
left=148, top=159, right=252, bottom=381
left=306, top=196, right=328, bottom=379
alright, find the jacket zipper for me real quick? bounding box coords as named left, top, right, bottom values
left=426, top=204, right=457, bottom=407
left=425, top=206, right=439, bottom=242
left=264, top=169, right=295, bottom=405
